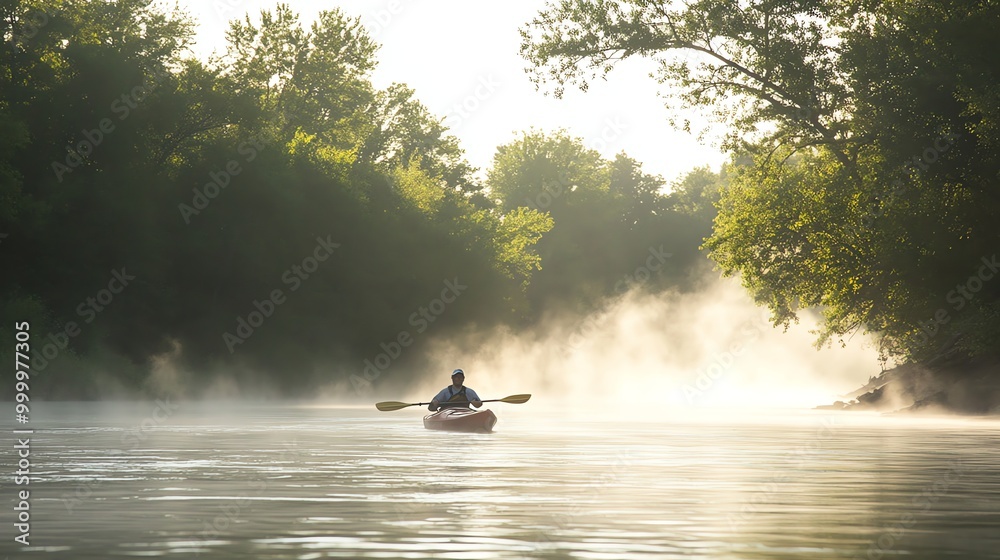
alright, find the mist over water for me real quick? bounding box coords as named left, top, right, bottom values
left=7, top=278, right=994, bottom=560
left=8, top=403, right=999, bottom=559
left=134, top=272, right=877, bottom=413
left=401, top=275, right=880, bottom=412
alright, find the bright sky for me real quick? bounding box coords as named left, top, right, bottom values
left=175, top=0, right=727, bottom=185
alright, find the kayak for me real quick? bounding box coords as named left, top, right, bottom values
left=423, top=408, right=497, bottom=433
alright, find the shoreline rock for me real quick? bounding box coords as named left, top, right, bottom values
left=818, top=357, right=1000, bottom=415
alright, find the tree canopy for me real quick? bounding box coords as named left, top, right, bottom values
left=522, top=0, right=1000, bottom=365
left=0, top=1, right=714, bottom=398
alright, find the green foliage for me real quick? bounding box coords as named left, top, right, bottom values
left=488, top=130, right=714, bottom=312
left=489, top=129, right=608, bottom=211
left=484, top=206, right=554, bottom=285
left=521, top=0, right=853, bottom=155
left=665, top=164, right=728, bottom=220
left=359, top=83, right=477, bottom=193
left=0, top=1, right=726, bottom=398
left=0, top=1, right=557, bottom=398
left=523, top=0, right=1000, bottom=364
left=705, top=149, right=874, bottom=342
left=217, top=5, right=377, bottom=144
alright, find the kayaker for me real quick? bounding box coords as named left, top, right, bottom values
left=428, top=369, right=483, bottom=411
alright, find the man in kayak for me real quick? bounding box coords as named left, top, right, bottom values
left=429, top=369, right=483, bottom=411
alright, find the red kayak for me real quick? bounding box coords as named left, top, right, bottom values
left=423, top=408, right=497, bottom=433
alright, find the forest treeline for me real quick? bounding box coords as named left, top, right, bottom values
left=522, top=0, right=1000, bottom=393
left=6, top=0, right=996, bottom=402
left=0, top=1, right=719, bottom=398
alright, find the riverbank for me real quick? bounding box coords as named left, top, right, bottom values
left=819, top=357, right=1000, bottom=414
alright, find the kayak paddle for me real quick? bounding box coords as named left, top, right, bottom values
left=375, top=393, right=531, bottom=411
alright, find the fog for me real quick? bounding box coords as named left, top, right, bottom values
left=389, top=274, right=881, bottom=414
left=130, top=269, right=883, bottom=412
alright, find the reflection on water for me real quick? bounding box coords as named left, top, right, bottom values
left=3, top=402, right=999, bottom=559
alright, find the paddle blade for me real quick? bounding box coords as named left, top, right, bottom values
left=499, top=393, right=532, bottom=404
left=375, top=401, right=413, bottom=411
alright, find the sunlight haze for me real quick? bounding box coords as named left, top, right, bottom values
left=5, top=1, right=999, bottom=557
left=175, top=0, right=726, bottom=184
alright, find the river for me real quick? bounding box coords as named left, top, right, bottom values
left=3, top=402, right=999, bottom=559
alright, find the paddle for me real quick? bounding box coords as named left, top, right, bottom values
left=375, top=393, right=531, bottom=411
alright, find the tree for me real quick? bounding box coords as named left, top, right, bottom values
left=217, top=5, right=378, bottom=145
left=0, top=0, right=562, bottom=398
left=488, top=130, right=709, bottom=312
left=521, top=0, right=857, bottom=164
left=357, top=83, right=478, bottom=194
left=665, top=164, right=727, bottom=220
left=522, top=0, right=1000, bottom=364
left=610, top=153, right=669, bottom=228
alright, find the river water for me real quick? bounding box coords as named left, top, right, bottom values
left=3, top=402, right=999, bottom=559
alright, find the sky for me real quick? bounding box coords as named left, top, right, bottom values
left=172, top=0, right=727, bottom=185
